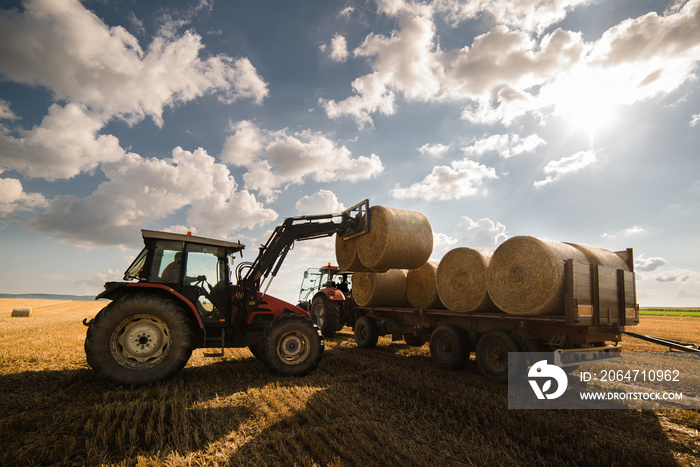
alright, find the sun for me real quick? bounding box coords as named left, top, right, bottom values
left=545, top=68, right=621, bottom=139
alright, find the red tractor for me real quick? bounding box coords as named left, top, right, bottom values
left=83, top=200, right=370, bottom=385
left=298, top=265, right=355, bottom=337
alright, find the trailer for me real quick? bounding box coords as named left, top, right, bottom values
left=351, top=250, right=639, bottom=382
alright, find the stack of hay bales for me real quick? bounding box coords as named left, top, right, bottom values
left=436, top=248, right=496, bottom=312
left=487, top=236, right=630, bottom=316
left=336, top=205, right=433, bottom=272
left=338, top=204, right=628, bottom=316
left=336, top=205, right=433, bottom=307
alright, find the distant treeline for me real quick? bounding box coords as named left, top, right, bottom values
left=0, top=293, right=94, bottom=301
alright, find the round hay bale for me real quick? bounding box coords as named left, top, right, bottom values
left=564, top=243, right=630, bottom=271
left=407, top=261, right=444, bottom=309
left=353, top=269, right=410, bottom=307
left=487, top=236, right=590, bottom=315
left=436, top=248, right=495, bottom=312
left=11, top=307, right=33, bottom=317
left=335, top=234, right=372, bottom=272
left=356, top=206, right=433, bottom=271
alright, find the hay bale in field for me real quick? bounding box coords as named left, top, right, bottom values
left=564, top=243, right=630, bottom=271
left=353, top=269, right=410, bottom=307
left=436, top=248, right=496, bottom=312
left=11, top=307, right=33, bottom=317
left=407, top=261, right=444, bottom=309
left=356, top=206, right=433, bottom=271
left=487, top=236, right=590, bottom=316
left=335, top=234, right=372, bottom=272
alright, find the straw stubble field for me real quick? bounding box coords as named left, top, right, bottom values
left=1, top=299, right=699, bottom=466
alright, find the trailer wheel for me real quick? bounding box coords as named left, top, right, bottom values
left=85, top=293, right=194, bottom=385
left=261, top=313, right=324, bottom=376
left=429, top=325, right=470, bottom=370
left=310, top=294, right=341, bottom=337
left=354, top=316, right=379, bottom=348
left=476, top=330, right=520, bottom=383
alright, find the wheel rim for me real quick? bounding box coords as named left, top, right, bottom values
left=482, top=340, right=508, bottom=373
left=276, top=331, right=311, bottom=365
left=357, top=322, right=367, bottom=342
left=434, top=334, right=454, bottom=362
left=313, top=302, right=326, bottom=327
left=110, top=314, right=171, bottom=368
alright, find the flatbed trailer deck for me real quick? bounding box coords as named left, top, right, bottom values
left=352, top=252, right=639, bottom=382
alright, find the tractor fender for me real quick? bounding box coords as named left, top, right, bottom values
left=318, top=288, right=346, bottom=302
left=247, top=292, right=310, bottom=325
left=95, top=282, right=205, bottom=329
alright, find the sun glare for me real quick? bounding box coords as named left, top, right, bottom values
left=546, top=69, right=621, bottom=139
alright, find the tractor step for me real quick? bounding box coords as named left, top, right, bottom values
left=203, top=328, right=225, bottom=357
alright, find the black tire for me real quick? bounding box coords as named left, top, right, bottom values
left=261, top=313, right=324, bottom=376
left=354, top=316, right=379, bottom=348
left=310, top=294, right=341, bottom=337
left=248, top=342, right=268, bottom=365
left=475, top=330, right=520, bottom=383
left=429, top=325, right=469, bottom=370
left=84, top=293, right=194, bottom=385
left=403, top=333, right=425, bottom=347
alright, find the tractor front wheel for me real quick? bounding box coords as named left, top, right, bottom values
left=261, top=313, right=324, bottom=376
left=85, top=293, right=194, bottom=385
left=310, top=294, right=341, bottom=337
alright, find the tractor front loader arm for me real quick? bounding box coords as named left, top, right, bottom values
left=236, top=199, right=370, bottom=314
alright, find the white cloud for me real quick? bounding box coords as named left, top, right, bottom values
left=25, top=147, right=276, bottom=247
left=0, top=178, right=47, bottom=214
left=430, top=231, right=459, bottom=261
left=221, top=121, right=384, bottom=201
left=0, top=100, right=18, bottom=121
left=295, top=190, right=346, bottom=215
left=430, top=215, right=507, bottom=260
left=455, top=216, right=507, bottom=248
left=0, top=0, right=268, bottom=127
left=321, top=1, right=700, bottom=128
left=320, top=12, right=439, bottom=127
left=534, top=149, right=596, bottom=187
left=391, top=158, right=497, bottom=200
left=435, top=0, right=592, bottom=34
left=418, top=142, right=451, bottom=157
left=462, top=133, right=545, bottom=158
left=635, top=255, right=667, bottom=272
left=601, top=225, right=646, bottom=239
left=0, top=103, right=125, bottom=180
left=691, top=113, right=700, bottom=127
left=330, top=34, right=349, bottom=62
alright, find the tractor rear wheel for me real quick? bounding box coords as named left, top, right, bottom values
left=261, top=313, right=324, bottom=376
left=85, top=293, right=194, bottom=385
left=310, top=294, right=341, bottom=337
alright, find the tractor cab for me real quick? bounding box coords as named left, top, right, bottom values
left=123, top=230, right=244, bottom=324
left=298, top=264, right=352, bottom=309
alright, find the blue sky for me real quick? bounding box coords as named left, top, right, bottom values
left=0, top=0, right=698, bottom=306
